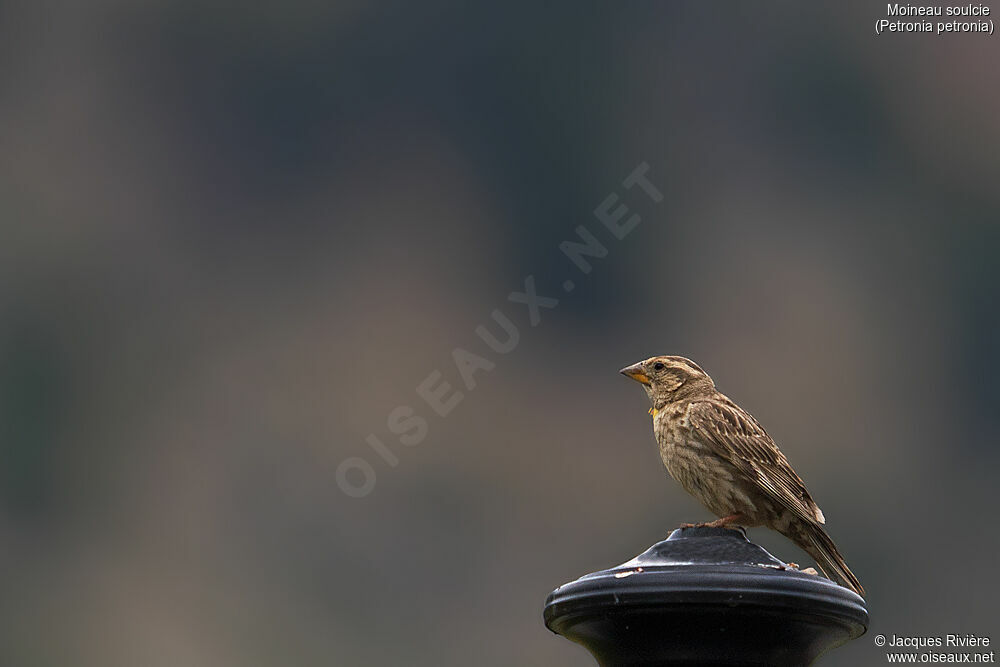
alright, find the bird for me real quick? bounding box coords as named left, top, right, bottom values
left=620, top=355, right=864, bottom=596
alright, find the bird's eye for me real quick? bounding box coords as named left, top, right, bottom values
left=652, top=362, right=665, bottom=371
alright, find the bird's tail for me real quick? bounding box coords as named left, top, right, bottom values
left=787, top=520, right=864, bottom=597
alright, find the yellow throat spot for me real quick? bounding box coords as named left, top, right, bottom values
left=648, top=407, right=659, bottom=418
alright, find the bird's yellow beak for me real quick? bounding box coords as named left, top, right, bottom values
left=619, top=363, right=651, bottom=386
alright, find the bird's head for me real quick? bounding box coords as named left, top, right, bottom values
left=619, top=355, right=715, bottom=409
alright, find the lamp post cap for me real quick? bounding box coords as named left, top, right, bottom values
left=544, top=526, right=868, bottom=666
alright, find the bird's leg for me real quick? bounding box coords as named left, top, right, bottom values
left=702, top=514, right=744, bottom=529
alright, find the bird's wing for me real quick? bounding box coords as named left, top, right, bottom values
left=688, top=399, right=825, bottom=526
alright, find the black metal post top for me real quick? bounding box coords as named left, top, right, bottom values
left=544, top=526, right=869, bottom=667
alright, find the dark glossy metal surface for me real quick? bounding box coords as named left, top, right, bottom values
left=544, top=526, right=868, bottom=666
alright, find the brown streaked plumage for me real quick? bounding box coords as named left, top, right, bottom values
left=620, top=355, right=864, bottom=596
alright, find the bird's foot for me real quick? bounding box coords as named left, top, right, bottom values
left=678, top=515, right=746, bottom=530
left=678, top=520, right=740, bottom=529
left=702, top=514, right=745, bottom=529
left=784, top=562, right=800, bottom=570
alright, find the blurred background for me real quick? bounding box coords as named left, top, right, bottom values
left=2, top=2, right=998, bottom=665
